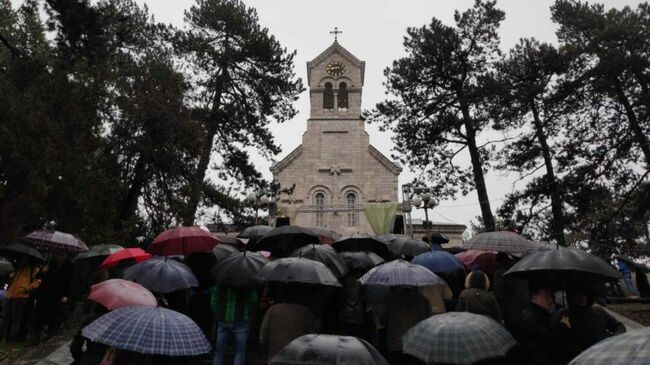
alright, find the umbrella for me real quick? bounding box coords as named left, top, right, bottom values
left=504, top=248, right=621, bottom=282
left=212, top=244, right=240, bottom=262
left=24, top=229, right=88, bottom=253
left=332, top=234, right=390, bottom=259
left=147, top=226, right=218, bottom=256
left=359, top=259, right=445, bottom=287
left=429, top=232, right=450, bottom=244
left=88, top=279, right=157, bottom=310
left=338, top=251, right=384, bottom=271
left=304, top=227, right=342, bottom=244
left=212, top=251, right=269, bottom=287
left=403, top=311, right=517, bottom=364
left=381, top=235, right=430, bottom=257
left=237, top=225, right=273, bottom=239
left=412, top=250, right=464, bottom=273
left=249, top=226, right=320, bottom=257
left=100, top=248, right=151, bottom=269
left=82, top=306, right=211, bottom=356
left=123, top=256, right=198, bottom=293
left=0, top=243, right=45, bottom=262
left=271, top=334, right=388, bottom=365
left=214, top=235, right=245, bottom=250
left=462, top=231, right=536, bottom=256
left=456, top=250, right=497, bottom=275
left=74, top=244, right=124, bottom=261
left=257, top=257, right=341, bottom=287
left=568, top=327, right=650, bottom=365
left=0, top=257, right=13, bottom=275
left=290, top=244, right=349, bottom=278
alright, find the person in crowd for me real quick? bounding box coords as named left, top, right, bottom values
left=259, top=295, right=316, bottom=360
left=338, top=268, right=367, bottom=338
left=29, top=250, right=74, bottom=344
left=70, top=303, right=109, bottom=365
left=492, top=252, right=529, bottom=333
left=211, top=284, right=257, bottom=365
left=100, top=348, right=152, bottom=365
left=1, top=257, right=41, bottom=341
left=185, top=252, right=217, bottom=341
left=455, top=270, right=502, bottom=323
left=418, top=281, right=453, bottom=314
left=383, top=286, right=431, bottom=365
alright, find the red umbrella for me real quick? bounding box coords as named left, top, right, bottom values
left=100, top=248, right=151, bottom=269
left=88, top=279, right=157, bottom=310
left=455, top=250, right=497, bottom=275
left=147, top=226, right=218, bottom=256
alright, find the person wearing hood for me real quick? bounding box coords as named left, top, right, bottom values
left=455, top=270, right=502, bottom=323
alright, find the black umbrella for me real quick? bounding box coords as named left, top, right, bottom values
left=290, top=244, right=349, bottom=278
left=271, top=334, right=388, bottom=365
left=0, top=243, right=45, bottom=262
left=256, top=257, right=341, bottom=287
left=0, top=257, right=14, bottom=275
left=381, top=235, right=430, bottom=257
left=504, top=248, right=621, bottom=283
left=338, top=251, right=385, bottom=271
left=123, top=257, right=198, bottom=294
left=429, top=232, right=450, bottom=244
left=215, top=236, right=245, bottom=250
left=212, top=251, right=269, bottom=287
left=332, top=234, right=390, bottom=259
left=237, top=225, right=273, bottom=239
left=212, top=244, right=240, bottom=262
left=248, top=226, right=320, bottom=257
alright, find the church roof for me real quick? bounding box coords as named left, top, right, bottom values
left=270, top=145, right=303, bottom=174
left=307, top=41, right=366, bottom=86
left=369, top=145, right=402, bottom=175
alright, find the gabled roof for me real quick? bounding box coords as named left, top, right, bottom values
left=307, top=41, right=365, bottom=86
left=369, top=145, right=402, bottom=175
left=270, top=145, right=303, bottom=174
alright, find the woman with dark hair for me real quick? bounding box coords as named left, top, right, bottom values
left=456, top=270, right=502, bottom=323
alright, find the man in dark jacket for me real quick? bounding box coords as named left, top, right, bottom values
left=339, top=270, right=366, bottom=338
left=384, top=286, right=431, bottom=364
left=493, top=253, right=529, bottom=333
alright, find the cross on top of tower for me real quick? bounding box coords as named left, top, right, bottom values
left=330, top=27, right=342, bottom=42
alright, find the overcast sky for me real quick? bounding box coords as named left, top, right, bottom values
left=130, top=0, right=642, bottom=229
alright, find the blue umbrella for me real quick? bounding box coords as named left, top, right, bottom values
left=412, top=250, right=464, bottom=273
left=82, top=306, right=211, bottom=356
left=124, top=256, right=198, bottom=294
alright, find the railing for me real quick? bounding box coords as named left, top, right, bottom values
left=296, top=204, right=364, bottom=213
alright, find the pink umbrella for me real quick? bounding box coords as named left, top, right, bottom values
left=455, top=250, right=497, bottom=275
left=88, top=279, right=157, bottom=310
left=147, top=226, right=219, bottom=256
left=100, top=248, right=151, bottom=269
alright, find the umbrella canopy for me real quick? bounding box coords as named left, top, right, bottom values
left=75, top=244, right=124, bottom=261
left=212, top=251, right=269, bottom=287
left=257, top=257, right=341, bottom=287
left=148, top=226, right=218, bottom=256
left=304, top=227, right=343, bottom=244
left=429, top=232, right=450, bottom=244
left=0, top=257, right=13, bottom=275
left=412, top=250, right=464, bottom=273
left=271, top=334, right=388, bottom=365
left=123, top=257, right=198, bottom=294
left=462, top=231, right=536, bottom=256
left=359, top=259, right=445, bottom=287
left=338, top=251, right=385, bottom=272
left=82, top=306, right=211, bottom=356
left=237, top=225, right=273, bottom=239
left=88, top=279, right=157, bottom=310
left=214, top=236, right=245, bottom=250
left=100, top=248, right=151, bottom=269
left=24, top=229, right=88, bottom=253
left=568, top=327, right=650, bottom=365
left=0, top=243, right=45, bottom=262
left=212, top=244, right=240, bottom=262
left=381, top=235, right=430, bottom=257
left=249, top=226, right=320, bottom=257
left=332, top=234, right=391, bottom=259
left=504, top=248, right=621, bottom=282
left=290, top=244, right=349, bottom=278
left=456, top=250, right=497, bottom=275
left=403, top=311, right=517, bottom=365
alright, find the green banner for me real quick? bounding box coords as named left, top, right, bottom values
left=363, top=202, right=400, bottom=235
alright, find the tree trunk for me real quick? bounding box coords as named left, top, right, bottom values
left=530, top=102, right=566, bottom=246
left=182, top=123, right=217, bottom=226
left=116, top=154, right=148, bottom=230
left=461, top=107, right=495, bottom=232
left=614, top=78, right=650, bottom=168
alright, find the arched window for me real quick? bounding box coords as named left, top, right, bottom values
left=323, top=82, right=334, bottom=110
left=337, top=82, right=348, bottom=109
left=315, top=192, right=325, bottom=227
left=346, top=192, right=357, bottom=227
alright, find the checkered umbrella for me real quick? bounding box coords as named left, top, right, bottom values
left=462, top=231, right=536, bottom=256
left=359, top=259, right=444, bottom=287
left=569, top=328, right=650, bottom=365
left=123, top=256, right=198, bottom=294
left=271, top=334, right=388, bottom=365
left=82, top=306, right=211, bottom=356
left=24, top=229, right=88, bottom=253
left=403, top=312, right=517, bottom=364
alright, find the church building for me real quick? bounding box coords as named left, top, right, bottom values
left=270, top=40, right=402, bottom=235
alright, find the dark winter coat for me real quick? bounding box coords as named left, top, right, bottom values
left=565, top=305, right=626, bottom=358
left=519, top=303, right=572, bottom=365
left=384, top=287, right=432, bottom=352
left=456, top=288, right=503, bottom=323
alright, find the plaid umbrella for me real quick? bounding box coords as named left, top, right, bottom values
left=412, top=250, right=464, bottom=273
left=290, top=244, right=349, bottom=278
left=75, top=244, right=124, bottom=261
left=271, top=334, right=388, bottom=365
left=123, top=256, right=198, bottom=294
left=256, top=257, right=341, bottom=287
left=147, top=226, right=218, bottom=256
left=82, top=306, right=211, bottom=356
left=462, top=231, right=536, bottom=256
left=403, top=312, right=517, bottom=364
left=212, top=251, right=269, bottom=287
left=24, top=229, right=88, bottom=253
left=332, top=234, right=391, bottom=259
left=338, top=251, right=385, bottom=271
left=88, top=279, right=157, bottom=310
left=568, top=327, right=650, bottom=365
left=359, top=259, right=444, bottom=287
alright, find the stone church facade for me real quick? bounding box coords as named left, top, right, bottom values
left=270, top=41, right=402, bottom=235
